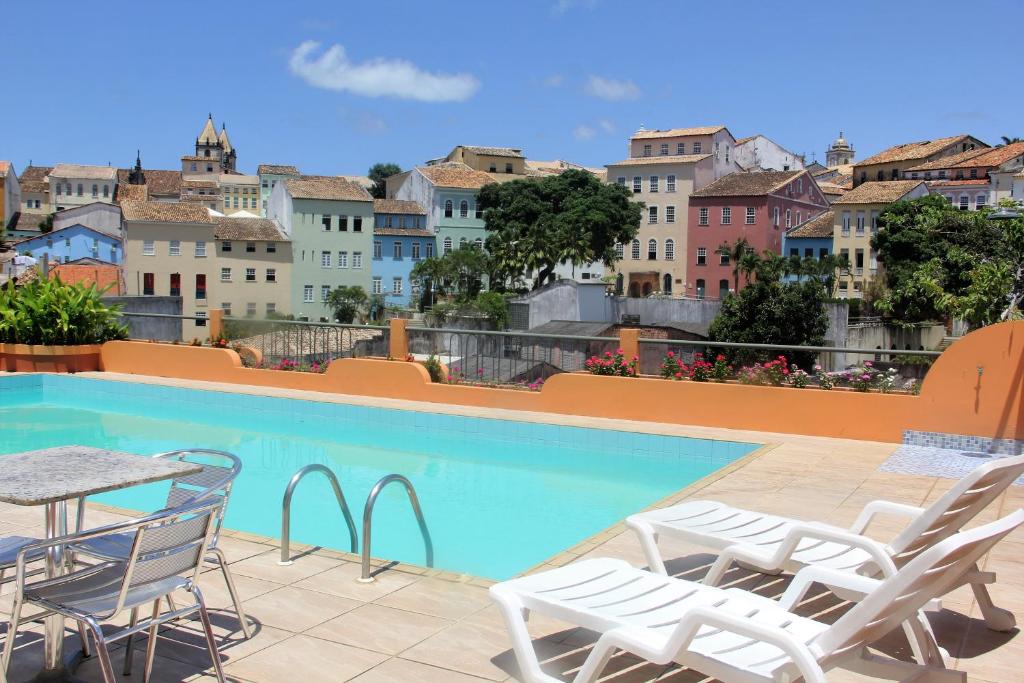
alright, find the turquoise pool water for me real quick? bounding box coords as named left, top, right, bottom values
left=0, top=375, right=756, bottom=579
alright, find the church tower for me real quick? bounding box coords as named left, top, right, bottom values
left=195, top=114, right=222, bottom=162
left=128, top=150, right=145, bottom=185
left=826, top=131, right=855, bottom=167
left=218, top=123, right=236, bottom=172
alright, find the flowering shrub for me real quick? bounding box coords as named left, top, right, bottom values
left=843, top=360, right=879, bottom=392
left=254, top=358, right=329, bottom=373
left=660, top=351, right=688, bottom=380
left=208, top=335, right=229, bottom=348
left=787, top=365, right=810, bottom=388
left=711, top=354, right=732, bottom=382
left=737, top=356, right=789, bottom=386
left=586, top=349, right=638, bottom=377
left=689, top=353, right=713, bottom=382
left=878, top=367, right=900, bottom=394
left=815, top=365, right=836, bottom=390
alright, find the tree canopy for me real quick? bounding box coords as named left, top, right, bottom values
left=477, top=169, right=642, bottom=290
left=410, top=245, right=490, bottom=303
left=367, top=162, right=402, bottom=199
left=708, top=251, right=830, bottom=367
left=326, top=285, right=369, bottom=324
left=871, top=195, right=1022, bottom=328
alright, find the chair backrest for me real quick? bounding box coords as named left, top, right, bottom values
left=888, top=455, right=1024, bottom=566
left=112, top=498, right=222, bottom=616
left=814, top=508, right=1024, bottom=663
left=155, top=449, right=242, bottom=546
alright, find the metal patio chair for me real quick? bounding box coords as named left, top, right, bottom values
left=71, top=449, right=253, bottom=645
left=1, top=499, right=227, bottom=683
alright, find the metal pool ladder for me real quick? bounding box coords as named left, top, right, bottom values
left=359, top=474, right=433, bottom=582
left=279, top=464, right=358, bottom=565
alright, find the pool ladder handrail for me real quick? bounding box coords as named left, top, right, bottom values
left=279, top=464, right=359, bottom=565
left=359, top=474, right=434, bottom=582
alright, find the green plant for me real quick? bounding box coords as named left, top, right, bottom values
left=787, top=365, right=810, bottom=388
left=660, top=351, right=687, bottom=380
left=689, top=353, right=713, bottom=382
left=421, top=354, right=445, bottom=383
left=710, top=354, right=732, bottom=382
left=473, top=291, right=509, bottom=329
left=0, top=278, right=128, bottom=345
left=326, top=285, right=369, bottom=323
left=584, top=349, right=638, bottom=377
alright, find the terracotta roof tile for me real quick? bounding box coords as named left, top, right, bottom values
left=856, top=135, right=980, bottom=166
left=120, top=200, right=212, bottom=223
left=818, top=183, right=847, bottom=196
left=212, top=216, right=288, bottom=241
left=19, top=166, right=52, bottom=193
left=49, top=163, right=117, bottom=180
left=787, top=210, right=834, bottom=238
left=691, top=170, right=805, bottom=198
left=832, top=180, right=926, bottom=204
left=631, top=125, right=726, bottom=139
left=905, top=148, right=989, bottom=172
left=257, top=164, right=301, bottom=176
left=954, top=142, right=1024, bottom=168
left=925, top=179, right=989, bottom=187
left=416, top=163, right=495, bottom=189
left=284, top=176, right=373, bottom=201
left=7, top=212, right=47, bottom=233
left=460, top=146, right=524, bottom=158
left=373, top=227, right=434, bottom=237
left=0, top=161, right=10, bottom=177
left=114, top=184, right=148, bottom=202
left=607, top=154, right=711, bottom=167
left=116, top=168, right=181, bottom=196
left=373, top=199, right=427, bottom=215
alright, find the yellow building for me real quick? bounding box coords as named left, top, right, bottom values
left=852, top=135, right=986, bottom=187
left=830, top=180, right=928, bottom=298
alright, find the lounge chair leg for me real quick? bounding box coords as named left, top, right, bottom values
left=625, top=520, right=667, bottom=575
left=123, top=606, right=139, bottom=675
left=210, top=547, right=252, bottom=638
left=193, top=586, right=227, bottom=683
left=848, top=649, right=965, bottom=682
left=572, top=637, right=617, bottom=683
left=970, top=573, right=1016, bottom=631
left=491, top=596, right=564, bottom=683
left=143, top=599, right=162, bottom=683
left=903, top=610, right=947, bottom=667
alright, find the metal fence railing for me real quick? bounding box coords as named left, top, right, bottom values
left=406, top=326, right=618, bottom=385
left=221, top=317, right=388, bottom=366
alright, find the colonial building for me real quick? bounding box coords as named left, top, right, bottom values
left=0, top=161, right=20, bottom=229
left=687, top=170, right=828, bottom=299
left=390, top=163, right=493, bottom=255
left=218, top=174, right=261, bottom=216
left=733, top=135, right=805, bottom=172
left=852, top=135, right=987, bottom=187
left=181, top=115, right=236, bottom=176
left=903, top=142, right=1024, bottom=211
left=18, top=165, right=52, bottom=215
left=825, top=132, right=855, bottom=167
left=117, top=153, right=182, bottom=203
left=831, top=180, right=929, bottom=298
left=49, top=164, right=118, bottom=211
left=257, top=165, right=301, bottom=216
left=372, top=199, right=432, bottom=307
left=266, top=176, right=374, bottom=321
left=430, top=145, right=526, bottom=175
left=783, top=210, right=834, bottom=265
left=122, top=201, right=291, bottom=336
left=12, top=223, right=123, bottom=265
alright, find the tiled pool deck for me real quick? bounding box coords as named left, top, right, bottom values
left=1, top=373, right=1022, bottom=682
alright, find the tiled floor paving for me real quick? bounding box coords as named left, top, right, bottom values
left=2, top=410, right=1023, bottom=681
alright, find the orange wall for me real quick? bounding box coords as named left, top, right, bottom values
left=96, top=321, right=1024, bottom=443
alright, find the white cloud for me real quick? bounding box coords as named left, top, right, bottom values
left=573, top=124, right=597, bottom=141
left=543, top=74, right=564, bottom=87
left=289, top=41, right=480, bottom=103
left=598, top=119, right=615, bottom=134
left=584, top=75, right=641, bottom=101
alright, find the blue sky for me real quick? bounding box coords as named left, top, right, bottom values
left=3, top=0, right=1022, bottom=177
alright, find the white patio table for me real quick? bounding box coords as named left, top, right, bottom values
left=0, top=445, right=201, bottom=682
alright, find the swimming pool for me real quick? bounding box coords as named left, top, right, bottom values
left=0, top=374, right=757, bottom=579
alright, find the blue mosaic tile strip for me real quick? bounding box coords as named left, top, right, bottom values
left=903, top=430, right=1024, bottom=456
left=881, top=444, right=1024, bottom=485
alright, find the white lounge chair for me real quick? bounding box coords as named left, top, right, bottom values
left=491, top=509, right=1024, bottom=683
left=626, top=454, right=1024, bottom=631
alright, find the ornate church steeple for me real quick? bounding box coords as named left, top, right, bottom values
left=826, top=131, right=855, bottom=167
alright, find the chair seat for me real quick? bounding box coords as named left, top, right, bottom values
left=497, top=558, right=829, bottom=678
left=70, top=532, right=135, bottom=562
left=0, top=536, right=43, bottom=570
left=632, top=501, right=877, bottom=572
left=26, top=563, right=189, bottom=616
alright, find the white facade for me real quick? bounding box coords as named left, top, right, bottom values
left=52, top=202, right=122, bottom=237
left=733, top=135, right=805, bottom=172
left=0, top=163, right=20, bottom=227
left=49, top=164, right=117, bottom=211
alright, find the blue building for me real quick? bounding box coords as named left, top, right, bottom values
left=372, top=199, right=433, bottom=307
left=782, top=210, right=833, bottom=280
left=14, top=223, right=123, bottom=265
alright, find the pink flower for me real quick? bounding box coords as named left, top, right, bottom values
left=667, top=351, right=674, bottom=358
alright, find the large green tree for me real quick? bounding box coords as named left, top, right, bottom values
left=410, top=244, right=490, bottom=303
left=367, top=162, right=402, bottom=199
left=871, top=195, right=1021, bottom=327
left=326, top=285, right=369, bottom=323
left=477, top=169, right=642, bottom=290
left=708, top=252, right=830, bottom=367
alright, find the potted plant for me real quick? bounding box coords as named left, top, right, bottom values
left=0, top=278, right=128, bottom=372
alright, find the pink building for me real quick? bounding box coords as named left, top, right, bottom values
left=687, top=170, right=828, bottom=299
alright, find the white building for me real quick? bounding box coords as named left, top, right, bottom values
left=733, top=135, right=805, bottom=172
left=49, top=164, right=118, bottom=211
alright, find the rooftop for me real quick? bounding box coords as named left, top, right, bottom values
left=373, top=199, right=427, bottom=215
left=905, top=148, right=990, bottom=172
left=212, top=216, right=288, bottom=241
left=417, top=163, right=496, bottom=189
left=49, top=163, right=118, bottom=181
left=257, top=164, right=301, bottom=176
left=856, top=135, right=981, bottom=166
left=787, top=209, right=834, bottom=238
left=116, top=168, right=181, bottom=196
left=120, top=200, right=213, bottom=223
left=691, top=170, right=805, bottom=197
left=19, top=165, right=52, bottom=193
left=0, top=161, right=10, bottom=177
left=460, top=146, right=524, bottom=158
left=113, top=183, right=148, bottom=202
left=956, top=142, right=1024, bottom=169
left=631, top=125, right=727, bottom=139
left=6, top=212, right=47, bottom=233
left=606, top=154, right=711, bottom=167
left=284, top=176, right=373, bottom=202
left=373, top=227, right=434, bottom=237
left=832, top=179, right=926, bottom=204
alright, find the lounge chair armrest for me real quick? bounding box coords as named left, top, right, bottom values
left=850, top=500, right=925, bottom=535
left=779, top=565, right=943, bottom=613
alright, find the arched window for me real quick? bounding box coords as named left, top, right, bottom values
left=719, top=279, right=729, bottom=298
left=444, top=200, right=453, bottom=218
left=647, top=239, right=657, bottom=260
left=664, top=239, right=675, bottom=261
left=443, top=236, right=452, bottom=254
left=695, top=279, right=706, bottom=299
left=459, top=200, right=469, bottom=218
left=474, top=237, right=483, bottom=249
left=631, top=239, right=641, bottom=260
left=662, top=273, right=672, bottom=294
left=615, top=243, right=624, bottom=259
left=459, top=237, right=467, bottom=249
